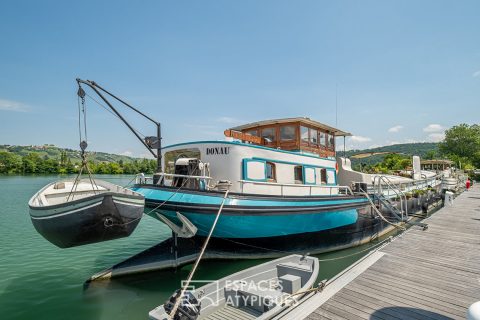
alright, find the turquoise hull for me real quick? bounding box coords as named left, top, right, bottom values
left=133, top=185, right=369, bottom=239
left=152, top=208, right=358, bottom=238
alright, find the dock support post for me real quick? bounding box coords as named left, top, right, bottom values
left=171, top=231, right=179, bottom=272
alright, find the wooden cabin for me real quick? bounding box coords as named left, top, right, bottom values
left=224, top=117, right=351, bottom=158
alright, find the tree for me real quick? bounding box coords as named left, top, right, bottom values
left=0, top=151, right=22, bottom=174
left=22, top=153, right=42, bottom=173
left=424, top=150, right=437, bottom=160
left=440, top=124, right=480, bottom=168
left=439, top=124, right=480, bottom=158
left=66, top=158, right=76, bottom=174
left=108, top=162, right=123, bottom=174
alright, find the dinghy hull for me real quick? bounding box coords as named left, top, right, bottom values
left=29, top=180, right=145, bottom=248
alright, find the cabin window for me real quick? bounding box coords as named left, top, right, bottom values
left=266, top=162, right=276, bottom=181
left=280, top=125, right=296, bottom=141
left=300, top=126, right=309, bottom=143
left=320, top=168, right=327, bottom=184
left=294, top=166, right=303, bottom=183
left=327, top=170, right=336, bottom=184
left=246, top=129, right=258, bottom=137
left=243, top=159, right=266, bottom=181
left=309, top=129, right=318, bottom=145
left=329, top=134, right=335, bottom=150
left=261, top=127, right=276, bottom=142
left=319, top=132, right=326, bottom=146
left=304, top=167, right=316, bottom=184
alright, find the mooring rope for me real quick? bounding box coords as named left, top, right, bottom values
left=168, top=189, right=230, bottom=320
left=105, top=172, right=194, bottom=228
left=359, top=190, right=406, bottom=231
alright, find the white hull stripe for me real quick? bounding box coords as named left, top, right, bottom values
left=113, top=199, right=145, bottom=207
left=30, top=201, right=103, bottom=220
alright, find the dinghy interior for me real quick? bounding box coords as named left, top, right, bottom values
left=150, top=254, right=320, bottom=320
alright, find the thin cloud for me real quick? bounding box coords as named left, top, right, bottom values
left=423, top=124, right=444, bottom=133
left=216, top=116, right=243, bottom=125
left=388, top=140, right=401, bottom=145
left=0, top=98, right=28, bottom=112
left=473, top=70, right=480, bottom=78
left=388, top=125, right=403, bottom=133
left=120, top=150, right=133, bottom=156
left=428, top=133, right=445, bottom=142
left=350, top=135, right=372, bottom=143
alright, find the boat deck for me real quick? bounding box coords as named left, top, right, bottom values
left=204, top=305, right=262, bottom=320
left=279, top=185, right=480, bottom=320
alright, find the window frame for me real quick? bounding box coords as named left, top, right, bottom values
left=242, top=159, right=267, bottom=182
left=294, top=165, right=303, bottom=184
left=327, top=133, right=335, bottom=150
left=260, top=127, right=277, bottom=143
left=280, top=125, right=296, bottom=141
left=319, top=131, right=326, bottom=147
left=309, top=128, right=318, bottom=146
left=265, top=161, right=276, bottom=181
left=300, top=126, right=309, bottom=144
left=320, top=168, right=327, bottom=184
left=303, top=166, right=316, bottom=185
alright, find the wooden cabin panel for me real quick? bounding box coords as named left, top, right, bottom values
left=232, top=120, right=337, bottom=158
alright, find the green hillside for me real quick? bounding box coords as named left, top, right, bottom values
left=0, top=144, right=156, bottom=174
left=341, top=142, right=439, bottom=166
left=0, top=142, right=441, bottom=175
left=0, top=144, right=140, bottom=163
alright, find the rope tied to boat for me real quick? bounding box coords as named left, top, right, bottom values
left=104, top=166, right=197, bottom=229
left=167, top=189, right=230, bottom=320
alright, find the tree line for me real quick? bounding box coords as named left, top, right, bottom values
left=0, top=150, right=157, bottom=174
left=1, top=123, right=478, bottom=175
left=355, top=123, right=479, bottom=174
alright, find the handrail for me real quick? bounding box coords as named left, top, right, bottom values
left=381, top=173, right=444, bottom=191
left=357, top=189, right=406, bottom=230
left=148, top=173, right=213, bottom=180
left=373, top=175, right=408, bottom=220
left=239, top=180, right=354, bottom=196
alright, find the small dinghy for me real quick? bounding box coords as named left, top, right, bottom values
left=149, top=254, right=319, bottom=320
left=29, top=178, right=145, bottom=248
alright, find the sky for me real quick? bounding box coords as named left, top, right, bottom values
left=1, top=0, right=479, bottom=157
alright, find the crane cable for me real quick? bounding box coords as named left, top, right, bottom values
left=67, top=85, right=99, bottom=201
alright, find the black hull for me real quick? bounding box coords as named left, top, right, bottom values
left=30, top=195, right=143, bottom=248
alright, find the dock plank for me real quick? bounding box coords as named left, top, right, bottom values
left=296, top=185, right=480, bottom=320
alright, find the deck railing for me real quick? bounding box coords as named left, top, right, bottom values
left=373, top=175, right=408, bottom=220
left=136, top=173, right=213, bottom=185
left=367, top=173, right=444, bottom=194
left=239, top=180, right=354, bottom=196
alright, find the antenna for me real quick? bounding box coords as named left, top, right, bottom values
left=335, top=83, right=338, bottom=127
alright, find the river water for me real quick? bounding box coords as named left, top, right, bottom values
left=0, top=175, right=398, bottom=320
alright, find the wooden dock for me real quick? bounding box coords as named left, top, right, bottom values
left=279, top=185, right=480, bottom=320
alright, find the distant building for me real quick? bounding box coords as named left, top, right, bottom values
left=420, top=160, right=453, bottom=171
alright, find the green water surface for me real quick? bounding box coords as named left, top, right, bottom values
left=0, top=175, right=395, bottom=320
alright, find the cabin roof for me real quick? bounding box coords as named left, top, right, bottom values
left=229, top=117, right=352, bottom=137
